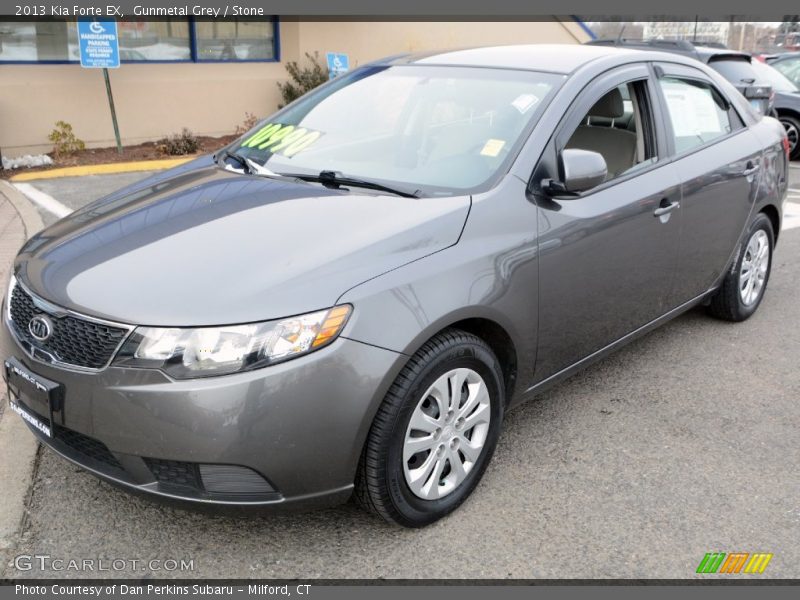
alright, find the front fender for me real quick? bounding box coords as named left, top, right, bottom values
left=338, top=175, right=540, bottom=398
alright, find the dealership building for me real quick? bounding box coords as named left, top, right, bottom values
left=0, top=18, right=592, bottom=156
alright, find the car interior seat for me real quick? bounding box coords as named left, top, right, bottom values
left=565, top=88, right=638, bottom=179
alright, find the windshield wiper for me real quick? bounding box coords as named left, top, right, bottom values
left=217, top=149, right=252, bottom=174
left=217, top=151, right=306, bottom=184
left=243, top=157, right=285, bottom=179
left=280, top=170, right=420, bottom=198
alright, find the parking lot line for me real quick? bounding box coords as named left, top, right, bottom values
left=12, top=183, right=72, bottom=219
left=784, top=202, right=800, bottom=231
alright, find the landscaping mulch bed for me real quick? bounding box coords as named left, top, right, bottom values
left=0, top=134, right=238, bottom=179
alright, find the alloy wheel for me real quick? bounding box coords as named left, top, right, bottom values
left=402, top=368, right=491, bottom=500
left=780, top=118, right=799, bottom=155
left=739, top=229, right=770, bottom=307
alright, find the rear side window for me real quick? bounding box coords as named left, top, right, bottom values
left=658, top=77, right=732, bottom=153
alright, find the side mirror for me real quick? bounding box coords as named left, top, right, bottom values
left=544, top=149, right=608, bottom=195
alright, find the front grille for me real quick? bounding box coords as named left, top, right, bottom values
left=54, top=427, right=123, bottom=471
left=9, top=284, right=128, bottom=369
left=144, top=458, right=203, bottom=491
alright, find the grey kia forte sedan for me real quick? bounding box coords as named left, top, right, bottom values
left=1, top=45, right=788, bottom=527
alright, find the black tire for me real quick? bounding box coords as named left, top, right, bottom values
left=778, top=114, right=800, bottom=160
left=707, top=213, right=774, bottom=322
left=354, top=328, right=504, bottom=527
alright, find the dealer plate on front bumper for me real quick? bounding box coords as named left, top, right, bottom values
left=4, top=357, right=64, bottom=438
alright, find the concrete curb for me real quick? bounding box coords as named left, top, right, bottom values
left=9, top=156, right=195, bottom=182
left=0, top=411, right=39, bottom=551
left=0, top=180, right=44, bottom=237
left=0, top=181, right=42, bottom=554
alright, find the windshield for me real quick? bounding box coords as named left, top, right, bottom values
left=227, top=65, right=563, bottom=196
left=751, top=60, right=799, bottom=92
left=771, top=58, right=800, bottom=89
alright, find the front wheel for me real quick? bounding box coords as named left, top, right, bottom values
left=707, top=213, right=774, bottom=322
left=354, top=329, right=504, bottom=527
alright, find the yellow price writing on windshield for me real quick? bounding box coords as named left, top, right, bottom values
left=242, top=123, right=322, bottom=157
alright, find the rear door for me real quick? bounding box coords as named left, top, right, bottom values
left=653, top=63, right=762, bottom=304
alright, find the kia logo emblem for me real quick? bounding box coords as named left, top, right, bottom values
left=28, top=315, right=53, bottom=341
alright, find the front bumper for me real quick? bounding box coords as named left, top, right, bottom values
left=1, top=317, right=405, bottom=509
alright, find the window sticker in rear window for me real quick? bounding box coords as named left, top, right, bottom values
left=241, top=123, right=323, bottom=158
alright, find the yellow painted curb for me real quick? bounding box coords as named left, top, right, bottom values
left=9, top=157, right=196, bottom=182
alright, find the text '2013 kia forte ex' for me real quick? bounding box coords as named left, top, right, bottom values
left=1, top=45, right=788, bottom=527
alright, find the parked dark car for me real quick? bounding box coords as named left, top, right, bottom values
left=1, top=44, right=789, bottom=527
left=765, top=52, right=800, bottom=89
left=588, top=39, right=775, bottom=116
left=751, top=59, right=800, bottom=158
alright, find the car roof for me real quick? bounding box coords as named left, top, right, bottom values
left=588, top=38, right=752, bottom=64
left=378, top=44, right=641, bottom=74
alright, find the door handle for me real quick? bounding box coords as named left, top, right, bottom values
left=653, top=200, right=680, bottom=217
left=743, top=162, right=760, bottom=177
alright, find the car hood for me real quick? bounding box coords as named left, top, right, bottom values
left=14, top=162, right=470, bottom=326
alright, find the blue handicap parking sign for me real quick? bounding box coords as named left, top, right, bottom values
left=78, top=19, right=120, bottom=69
left=326, top=52, right=350, bottom=79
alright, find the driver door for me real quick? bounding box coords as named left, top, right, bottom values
left=530, top=64, right=683, bottom=383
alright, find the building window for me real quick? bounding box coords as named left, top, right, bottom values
left=0, top=18, right=278, bottom=63
left=193, top=19, right=276, bottom=61
left=117, top=19, right=191, bottom=61
left=0, top=21, right=76, bottom=61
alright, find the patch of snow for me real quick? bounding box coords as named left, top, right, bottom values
left=1, top=154, right=54, bottom=170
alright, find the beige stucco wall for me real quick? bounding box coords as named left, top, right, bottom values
left=295, top=19, right=588, bottom=65
left=0, top=19, right=588, bottom=156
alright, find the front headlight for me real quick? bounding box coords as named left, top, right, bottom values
left=113, top=305, right=351, bottom=379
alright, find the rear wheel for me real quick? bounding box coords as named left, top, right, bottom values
left=354, top=329, right=504, bottom=527
left=778, top=114, right=800, bottom=160
left=707, top=213, right=774, bottom=322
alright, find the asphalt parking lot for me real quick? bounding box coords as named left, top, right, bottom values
left=1, top=167, right=799, bottom=579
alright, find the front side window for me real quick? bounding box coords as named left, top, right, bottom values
left=563, top=80, right=657, bottom=185
left=658, top=77, right=732, bottom=153
left=231, top=66, right=563, bottom=195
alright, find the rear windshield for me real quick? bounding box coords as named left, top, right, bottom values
left=708, top=58, right=763, bottom=86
